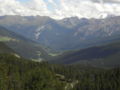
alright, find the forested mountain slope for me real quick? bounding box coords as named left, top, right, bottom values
left=0, top=26, right=49, bottom=60
left=52, top=41, right=120, bottom=67
left=0, top=42, right=14, bottom=53
left=0, top=53, right=120, bottom=90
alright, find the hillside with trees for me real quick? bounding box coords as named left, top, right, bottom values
left=51, top=41, right=120, bottom=68
left=0, top=53, right=120, bottom=90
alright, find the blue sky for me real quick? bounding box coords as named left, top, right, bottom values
left=44, top=0, right=56, bottom=11
left=18, top=0, right=59, bottom=3
left=17, top=0, right=29, bottom=2
left=17, top=0, right=59, bottom=11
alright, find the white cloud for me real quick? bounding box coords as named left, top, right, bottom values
left=0, top=0, right=120, bottom=19
left=0, top=0, right=50, bottom=16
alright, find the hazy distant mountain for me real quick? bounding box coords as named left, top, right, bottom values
left=51, top=40, right=120, bottom=68
left=0, top=26, right=49, bottom=60
left=0, top=15, right=120, bottom=51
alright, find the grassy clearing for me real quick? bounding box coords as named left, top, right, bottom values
left=0, top=36, right=18, bottom=42
left=49, top=53, right=61, bottom=56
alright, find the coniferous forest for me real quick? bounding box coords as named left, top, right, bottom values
left=0, top=53, right=120, bottom=90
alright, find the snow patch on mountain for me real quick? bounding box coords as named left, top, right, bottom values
left=35, top=26, right=45, bottom=40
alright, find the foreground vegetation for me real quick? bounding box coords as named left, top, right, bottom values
left=0, top=53, right=120, bottom=90
left=0, top=54, right=65, bottom=90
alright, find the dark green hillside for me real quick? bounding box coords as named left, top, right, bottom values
left=0, top=54, right=65, bottom=90
left=0, top=42, right=14, bottom=53
left=6, top=40, right=49, bottom=60
left=0, top=53, right=120, bottom=90
left=52, top=41, right=120, bottom=67
left=0, top=26, right=49, bottom=60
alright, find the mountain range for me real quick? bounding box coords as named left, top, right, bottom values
left=0, top=16, right=120, bottom=51
left=0, top=15, right=120, bottom=67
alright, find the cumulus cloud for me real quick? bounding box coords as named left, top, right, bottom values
left=92, top=0, right=120, bottom=3
left=0, top=0, right=50, bottom=16
left=0, top=0, right=120, bottom=19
